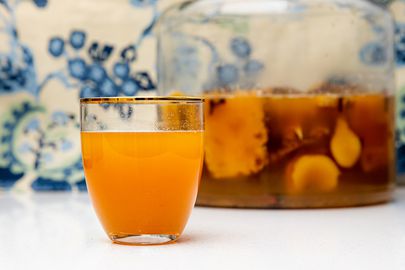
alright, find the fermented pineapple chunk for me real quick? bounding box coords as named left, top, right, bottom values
left=205, top=95, right=267, bottom=179
left=287, top=155, right=340, bottom=193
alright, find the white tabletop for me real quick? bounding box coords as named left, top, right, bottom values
left=1, top=189, right=405, bottom=270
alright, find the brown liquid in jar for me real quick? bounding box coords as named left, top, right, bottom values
left=197, top=85, right=395, bottom=208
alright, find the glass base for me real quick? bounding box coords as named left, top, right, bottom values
left=109, top=234, right=179, bottom=246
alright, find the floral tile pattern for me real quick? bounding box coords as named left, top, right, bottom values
left=0, top=0, right=177, bottom=191
left=391, top=0, right=405, bottom=177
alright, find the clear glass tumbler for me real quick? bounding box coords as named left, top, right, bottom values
left=80, top=97, right=204, bottom=245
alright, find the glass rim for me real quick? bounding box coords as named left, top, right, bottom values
left=80, top=96, right=204, bottom=104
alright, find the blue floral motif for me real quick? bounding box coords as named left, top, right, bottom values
left=398, top=143, right=405, bottom=174
left=359, top=15, right=391, bottom=66
left=48, top=37, right=65, bottom=57
left=52, top=111, right=71, bottom=125
left=401, top=110, right=405, bottom=119
left=230, top=37, right=251, bottom=59
left=0, top=102, right=43, bottom=173
left=88, top=64, right=106, bottom=83
left=121, top=45, right=137, bottom=62
left=0, top=0, right=160, bottom=191
left=395, top=23, right=405, bottom=66
left=121, top=79, right=139, bottom=96
left=0, top=43, right=38, bottom=96
left=61, top=141, right=73, bottom=151
left=170, top=35, right=264, bottom=91
left=69, top=31, right=86, bottom=50
left=130, top=0, right=157, bottom=8
left=0, top=101, right=82, bottom=190
left=244, top=59, right=264, bottom=75
left=88, top=42, right=114, bottom=62
left=22, top=46, right=34, bottom=65
left=68, top=58, right=87, bottom=80
left=26, top=118, right=40, bottom=131
left=80, top=85, right=99, bottom=98
left=99, top=78, right=118, bottom=97
left=114, top=62, right=130, bottom=79
left=19, top=143, right=32, bottom=153
left=384, top=7, right=405, bottom=176
left=359, top=42, right=387, bottom=66
left=76, top=179, right=87, bottom=191
left=100, top=103, right=111, bottom=110
left=117, top=104, right=134, bottom=119
left=0, top=168, right=23, bottom=189
left=33, top=0, right=48, bottom=8
left=62, top=159, right=84, bottom=181
left=217, top=64, right=239, bottom=85
left=31, top=178, right=72, bottom=191
left=133, top=71, right=155, bottom=90
left=200, top=36, right=264, bottom=89
left=49, top=30, right=156, bottom=100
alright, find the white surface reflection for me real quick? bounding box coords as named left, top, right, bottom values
left=0, top=191, right=405, bottom=270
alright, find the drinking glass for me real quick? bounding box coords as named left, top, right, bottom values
left=80, top=97, right=204, bottom=245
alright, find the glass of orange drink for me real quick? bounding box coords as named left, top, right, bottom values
left=80, top=97, right=204, bottom=245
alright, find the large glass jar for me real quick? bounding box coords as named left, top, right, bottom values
left=157, top=0, right=396, bottom=208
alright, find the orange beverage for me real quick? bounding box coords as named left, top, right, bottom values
left=197, top=89, right=395, bottom=208
left=81, top=131, right=204, bottom=243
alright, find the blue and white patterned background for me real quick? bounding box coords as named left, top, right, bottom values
left=0, top=0, right=181, bottom=191
left=0, top=0, right=403, bottom=191
left=391, top=0, right=405, bottom=179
